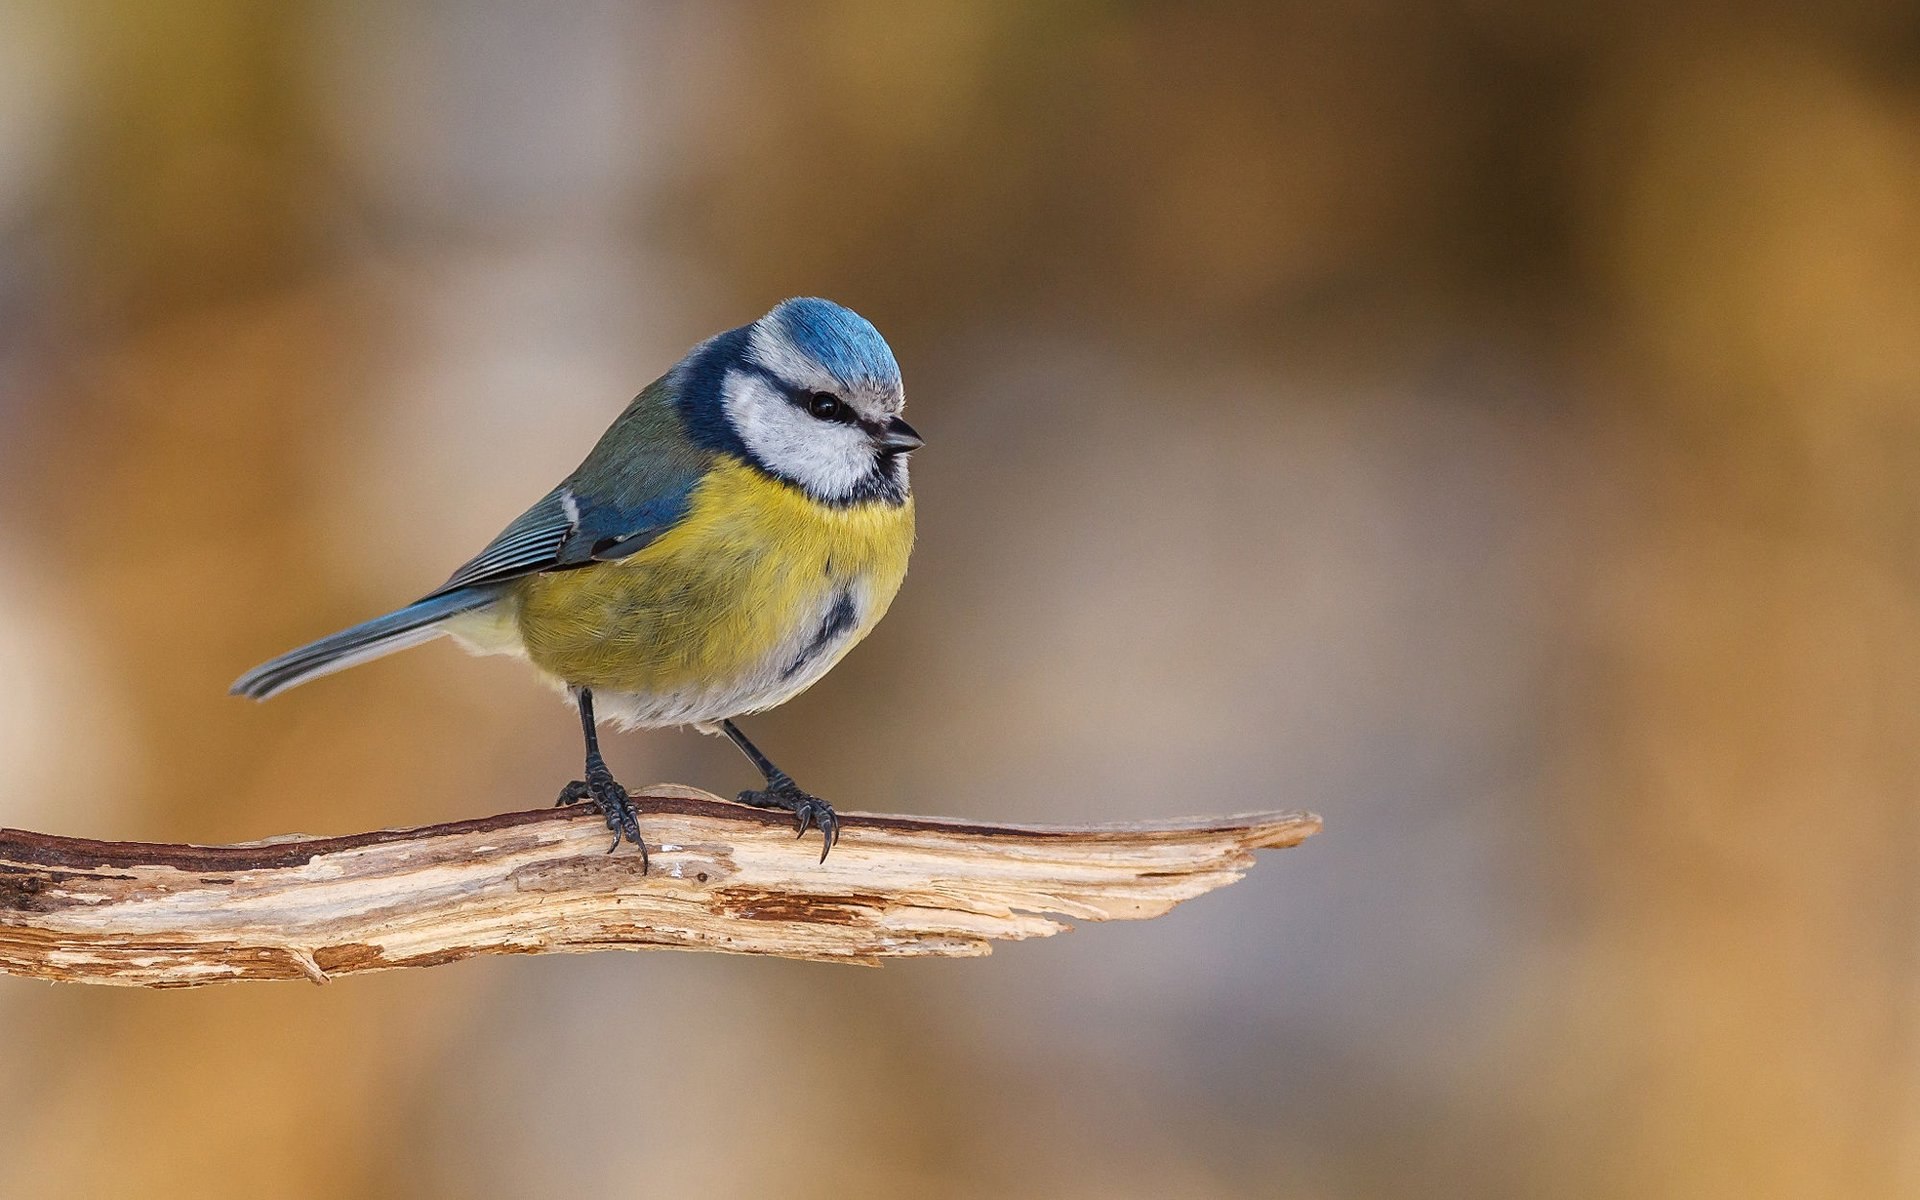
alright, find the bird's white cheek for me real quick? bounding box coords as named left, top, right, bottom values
left=723, top=373, right=873, bottom=500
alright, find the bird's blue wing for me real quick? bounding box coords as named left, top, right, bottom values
left=428, top=381, right=711, bottom=596
left=431, top=486, right=578, bottom=593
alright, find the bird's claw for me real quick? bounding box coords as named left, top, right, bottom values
left=557, top=767, right=649, bottom=872
left=737, top=783, right=840, bottom=863
left=793, top=795, right=840, bottom=861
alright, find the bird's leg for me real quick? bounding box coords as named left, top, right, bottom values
left=719, top=719, right=839, bottom=862
left=555, top=687, right=648, bottom=870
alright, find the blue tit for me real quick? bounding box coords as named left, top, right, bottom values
left=232, top=297, right=923, bottom=868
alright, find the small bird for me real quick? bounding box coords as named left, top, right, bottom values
left=232, top=298, right=921, bottom=869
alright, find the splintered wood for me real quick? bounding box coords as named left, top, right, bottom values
left=0, top=786, right=1319, bottom=987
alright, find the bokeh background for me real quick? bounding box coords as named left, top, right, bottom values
left=1, top=2, right=1917, bottom=1197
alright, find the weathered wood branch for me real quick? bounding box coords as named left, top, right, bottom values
left=0, top=786, right=1319, bottom=987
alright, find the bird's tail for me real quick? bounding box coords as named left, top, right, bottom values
left=230, top=585, right=504, bottom=700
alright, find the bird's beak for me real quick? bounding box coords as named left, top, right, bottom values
left=876, top=417, right=924, bottom=454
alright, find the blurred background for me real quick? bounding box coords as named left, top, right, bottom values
left=0, top=2, right=1916, bottom=1196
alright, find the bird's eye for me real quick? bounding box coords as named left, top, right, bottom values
left=806, top=392, right=844, bottom=421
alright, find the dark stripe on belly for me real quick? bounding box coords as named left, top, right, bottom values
left=782, top=590, right=857, bottom=680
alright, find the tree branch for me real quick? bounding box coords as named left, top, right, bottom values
left=0, top=786, right=1320, bottom=987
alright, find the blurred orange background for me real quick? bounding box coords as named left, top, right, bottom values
left=1, top=3, right=1916, bottom=1197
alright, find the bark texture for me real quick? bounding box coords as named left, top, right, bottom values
left=0, top=786, right=1319, bottom=986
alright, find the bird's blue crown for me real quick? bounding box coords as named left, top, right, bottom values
left=764, top=297, right=900, bottom=393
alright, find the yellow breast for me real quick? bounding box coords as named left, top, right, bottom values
left=510, top=457, right=914, bottom=717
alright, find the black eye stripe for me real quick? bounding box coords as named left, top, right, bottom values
left=736, top=365, right=869, bottom=426
left=799, top=390, right=867, bottom=426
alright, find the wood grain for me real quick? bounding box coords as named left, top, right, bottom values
left=0, top=785, right=1320, bottom=987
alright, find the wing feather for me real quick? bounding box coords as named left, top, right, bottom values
left=432, top=488, right=577, bottom=594
left=428, top=380, right=712, bottom=597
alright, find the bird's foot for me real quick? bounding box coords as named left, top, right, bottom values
left=736, top=777, right=839, bottom=862
left=556, top=763, right=649, bottom=871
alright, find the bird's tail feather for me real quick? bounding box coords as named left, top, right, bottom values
left=230, top=586, right=503, bottom=700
